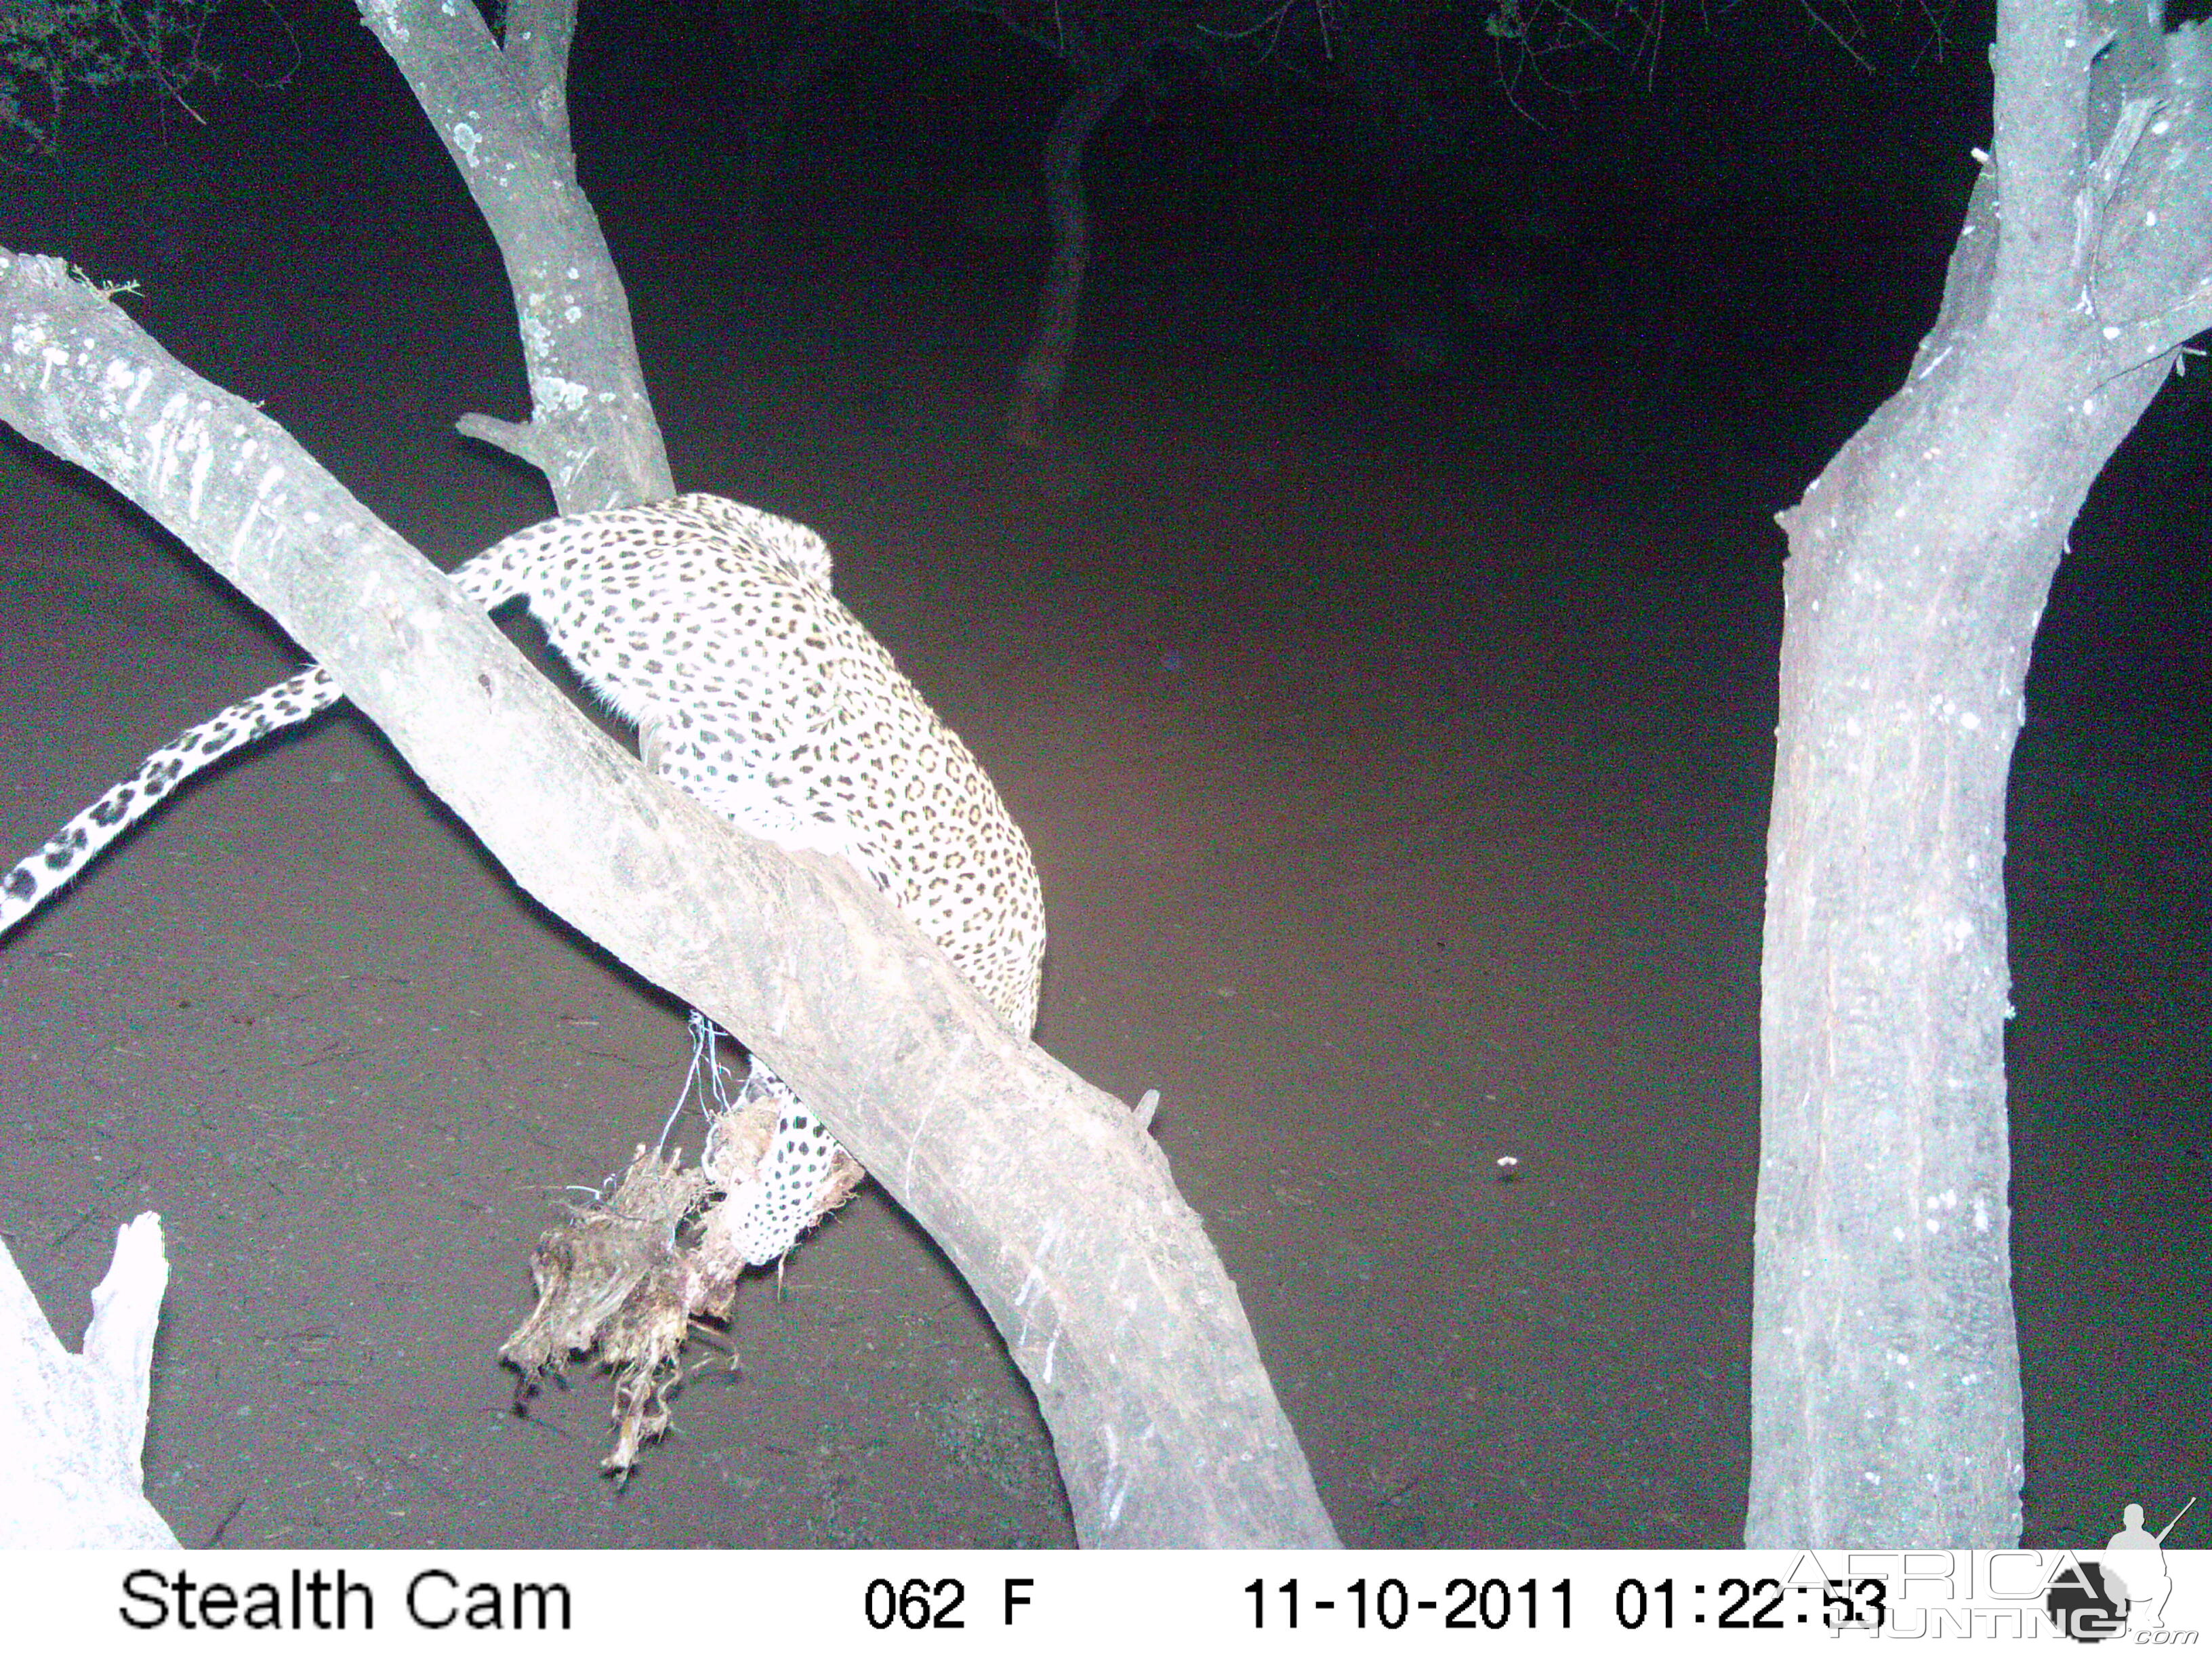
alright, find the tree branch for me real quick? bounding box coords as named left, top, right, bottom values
left=0, top=249, right=1338, bottom=1548
left=356, top=0, right=671, bottom=511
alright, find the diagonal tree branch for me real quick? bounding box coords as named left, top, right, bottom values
left=0, top=249, right=1339, bottom=1548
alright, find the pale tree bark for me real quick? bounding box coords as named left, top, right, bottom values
left=0, top=250, right=1338, bottom=1546
left=1748, top=0, right=2211, bottom=1546
left=357, top=0, right=673, bottom=508
left=0, top=1216, right=176, bottom=1548
left=1, top=0, right=1349, bottom=1532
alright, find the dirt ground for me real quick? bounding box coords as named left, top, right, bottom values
left=0, top=36, right=2204, bottom=1552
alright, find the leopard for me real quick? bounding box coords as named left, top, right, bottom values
left=0, top=493, right=1046, bottom=1268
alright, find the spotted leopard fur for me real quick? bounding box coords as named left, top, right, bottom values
left=1, top=494, right=1044, bottom=1262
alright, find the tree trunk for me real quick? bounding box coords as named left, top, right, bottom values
left=1746, top=0, right=2211, bottom=1546
left=359, top=0, right=674, bottom=510
left=0, top=1215, right=176, bottom=1547
left=1004, top=56, right=1139, bottom=448
left=0, top=251, right=1340, bottom=1549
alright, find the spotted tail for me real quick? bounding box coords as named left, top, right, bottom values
left=0, top=514, right=565, bottom=941
left=0, top=668, right=348, bottom=937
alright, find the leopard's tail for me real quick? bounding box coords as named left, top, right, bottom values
left=0, top=508, right=577, bottom=941
left=0, top=667, right=342, bottom=937
left=0, top=499, right=753, bottom=939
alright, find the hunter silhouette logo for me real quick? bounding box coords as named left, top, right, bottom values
left=2043, top=1496, right=2196, bottom=1642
